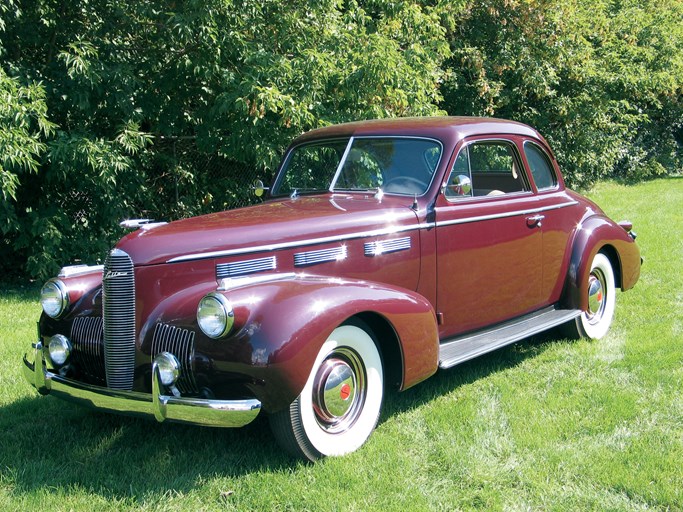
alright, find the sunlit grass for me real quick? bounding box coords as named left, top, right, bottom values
left=0, top=178, right=681, bottom=511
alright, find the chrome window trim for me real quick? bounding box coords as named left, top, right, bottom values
left=273, top=135, right=445, bottom=198
left=329, top=137, right=356, bottom=192
left=523, top=140, right=560, bottom=192
left=444, top=137, right=530, bottom=203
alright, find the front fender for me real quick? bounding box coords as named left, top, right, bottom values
left=564, top=214, right=641, bottom=311
left=219, top=274, right=439, bottom=412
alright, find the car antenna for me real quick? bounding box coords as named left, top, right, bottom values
left=411, top=194, right=418, bottom=211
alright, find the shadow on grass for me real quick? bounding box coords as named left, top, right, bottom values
left=1, top=327, right=575, bottom=501
left=381, top=327, right=571, bottom=420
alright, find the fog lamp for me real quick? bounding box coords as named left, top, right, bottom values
left=48, top=334, right=72, bottom=366
left=197, top=292, right=234, bottom=338
left=40, top=279, right=69, bottom=318
left=154, top=352, right=181, bottom=386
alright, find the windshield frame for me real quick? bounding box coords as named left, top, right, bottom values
left=271, top=135, right=444, bottom=198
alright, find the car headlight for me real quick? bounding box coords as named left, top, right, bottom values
left=48, top=334, right=72, bottom=366
left=40, top=279, right=69, bottom=318
left=197, top=292, right=234, bottom=338
left=153, top=352, right=181, bottom=386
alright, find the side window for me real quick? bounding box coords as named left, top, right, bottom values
left=445, top=141, right=528, bottom=200
left=524, top=142, right=557, bottom=191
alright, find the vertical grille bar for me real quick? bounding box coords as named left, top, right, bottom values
left=102, top=248, right=136, bottom=390
left=151, top=323, right=198, bottom=395
left=70, top=316, right=105, bottom=384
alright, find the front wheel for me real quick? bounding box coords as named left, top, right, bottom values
left=269, top=323, right=384, bottom=461
left=567, top=252, right=616, bottom=339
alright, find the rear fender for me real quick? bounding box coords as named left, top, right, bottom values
left=563, top=215, right=641, bottom=311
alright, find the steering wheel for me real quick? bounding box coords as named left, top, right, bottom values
left=383, top=176, right=426, bottom=194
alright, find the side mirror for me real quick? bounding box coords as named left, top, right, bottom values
left=446, top=174, right=472, bottom=196
left=252, top=179, right=269, bottom=198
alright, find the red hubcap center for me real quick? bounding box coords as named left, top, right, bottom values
left=340, top=383, right=351, bottom=401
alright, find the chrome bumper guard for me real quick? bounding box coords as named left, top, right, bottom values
left=23, top=342, right=261, bottom=427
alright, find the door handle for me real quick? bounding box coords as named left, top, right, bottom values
left=526, top=214, right=545, bottom=228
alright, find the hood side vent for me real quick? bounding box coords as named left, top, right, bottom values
left=364, top=237, right=412, bottom=257
left=216, top=256, right=276, bottom=279
left=294, top=246, right=347, bottom=266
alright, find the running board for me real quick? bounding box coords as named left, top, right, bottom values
left=439, top=307, right=582, bottom=369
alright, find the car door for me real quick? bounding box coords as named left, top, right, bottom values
left=520, top=138, right=579, bottom=305
left=434, top=138, right=545, bottom=339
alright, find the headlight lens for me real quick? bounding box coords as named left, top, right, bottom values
left=197, top=293, right=234, bottom=338
left=40, top=279, right=69, bottom=318
left=48, top=334, right=72, bottom=366
left=154, top=352, right=181, bottom=386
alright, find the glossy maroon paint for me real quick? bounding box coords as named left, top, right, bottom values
left=36, top=116, right=641, bottom=415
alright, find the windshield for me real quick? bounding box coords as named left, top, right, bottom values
left=273, top=137, right=442, bottom=197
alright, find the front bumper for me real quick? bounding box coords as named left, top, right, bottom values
left=23, top=342, right=261, bottom=427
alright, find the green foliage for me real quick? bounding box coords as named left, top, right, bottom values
left=0, top=0, right=449, bottom=278
left=0, top=0, right=681, bottom=278
left=438, top=0, right=683, bottom=188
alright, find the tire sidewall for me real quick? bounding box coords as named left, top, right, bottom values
left=297, top=324, right=383, bottom=457
left=578, top=252, right=616, bottom=339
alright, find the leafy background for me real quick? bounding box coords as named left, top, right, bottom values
left=1, top=0, right=681, bottom=279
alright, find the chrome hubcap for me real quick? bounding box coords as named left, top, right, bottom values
left=587, top=270, right=606, bottom=323
left=312, top=348, right=365, bottom=433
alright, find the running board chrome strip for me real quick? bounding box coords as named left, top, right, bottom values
left=438, top=307, right=582, bottom=369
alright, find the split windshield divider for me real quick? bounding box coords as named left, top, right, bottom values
left=329, top=137, right=355, bottom=192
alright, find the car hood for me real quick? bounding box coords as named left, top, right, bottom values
left=116, top=194, right=419, bottom=266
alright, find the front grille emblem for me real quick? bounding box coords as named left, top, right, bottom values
left=103, top=271, right=129, bottom=281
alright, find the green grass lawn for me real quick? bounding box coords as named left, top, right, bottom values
left=1, top=178, right=681, bottom=511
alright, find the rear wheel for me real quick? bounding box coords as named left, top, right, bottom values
left=566, top=252, right=616, bottom=339
left=269, top=323, right=384, bottom=461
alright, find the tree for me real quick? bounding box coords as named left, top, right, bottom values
left=437, top=0, right=683, bottom=187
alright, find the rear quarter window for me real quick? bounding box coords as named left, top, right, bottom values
left=524, top=142, right=558, bottom=191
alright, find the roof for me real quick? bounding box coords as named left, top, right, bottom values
left=292, top=116, right=543, bottom=145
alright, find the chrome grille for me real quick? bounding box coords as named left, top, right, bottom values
left=151, top=323, right=199, bottom=395
left=70, top=316, right=105, bottom=384
left=102, top=248, right=136, bottom=390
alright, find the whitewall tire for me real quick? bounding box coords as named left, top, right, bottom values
left=270, top=322, right=384, bottom=461
left=570, top=252, right=616, bottom=339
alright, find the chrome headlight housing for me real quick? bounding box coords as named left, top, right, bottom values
left=197, top=292, right=234, bottom=339
left=48, top=334, right=72, bottom=366
left=40, top=279, right=70, bottom=318
left=153, top=352, right=181, bottom=386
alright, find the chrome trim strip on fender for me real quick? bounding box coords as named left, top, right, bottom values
left=167, top=224, right=428, bottom=263
left=217, top=272, right=298, bottom=291
left=434, top=200, right=578, bottom=228
left=58, top=264, right=104, bottom=278
left=167, top=200, right=578, bottom=264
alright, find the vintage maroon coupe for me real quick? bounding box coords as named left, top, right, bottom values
left=23, top=117, right=640, bottom=461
